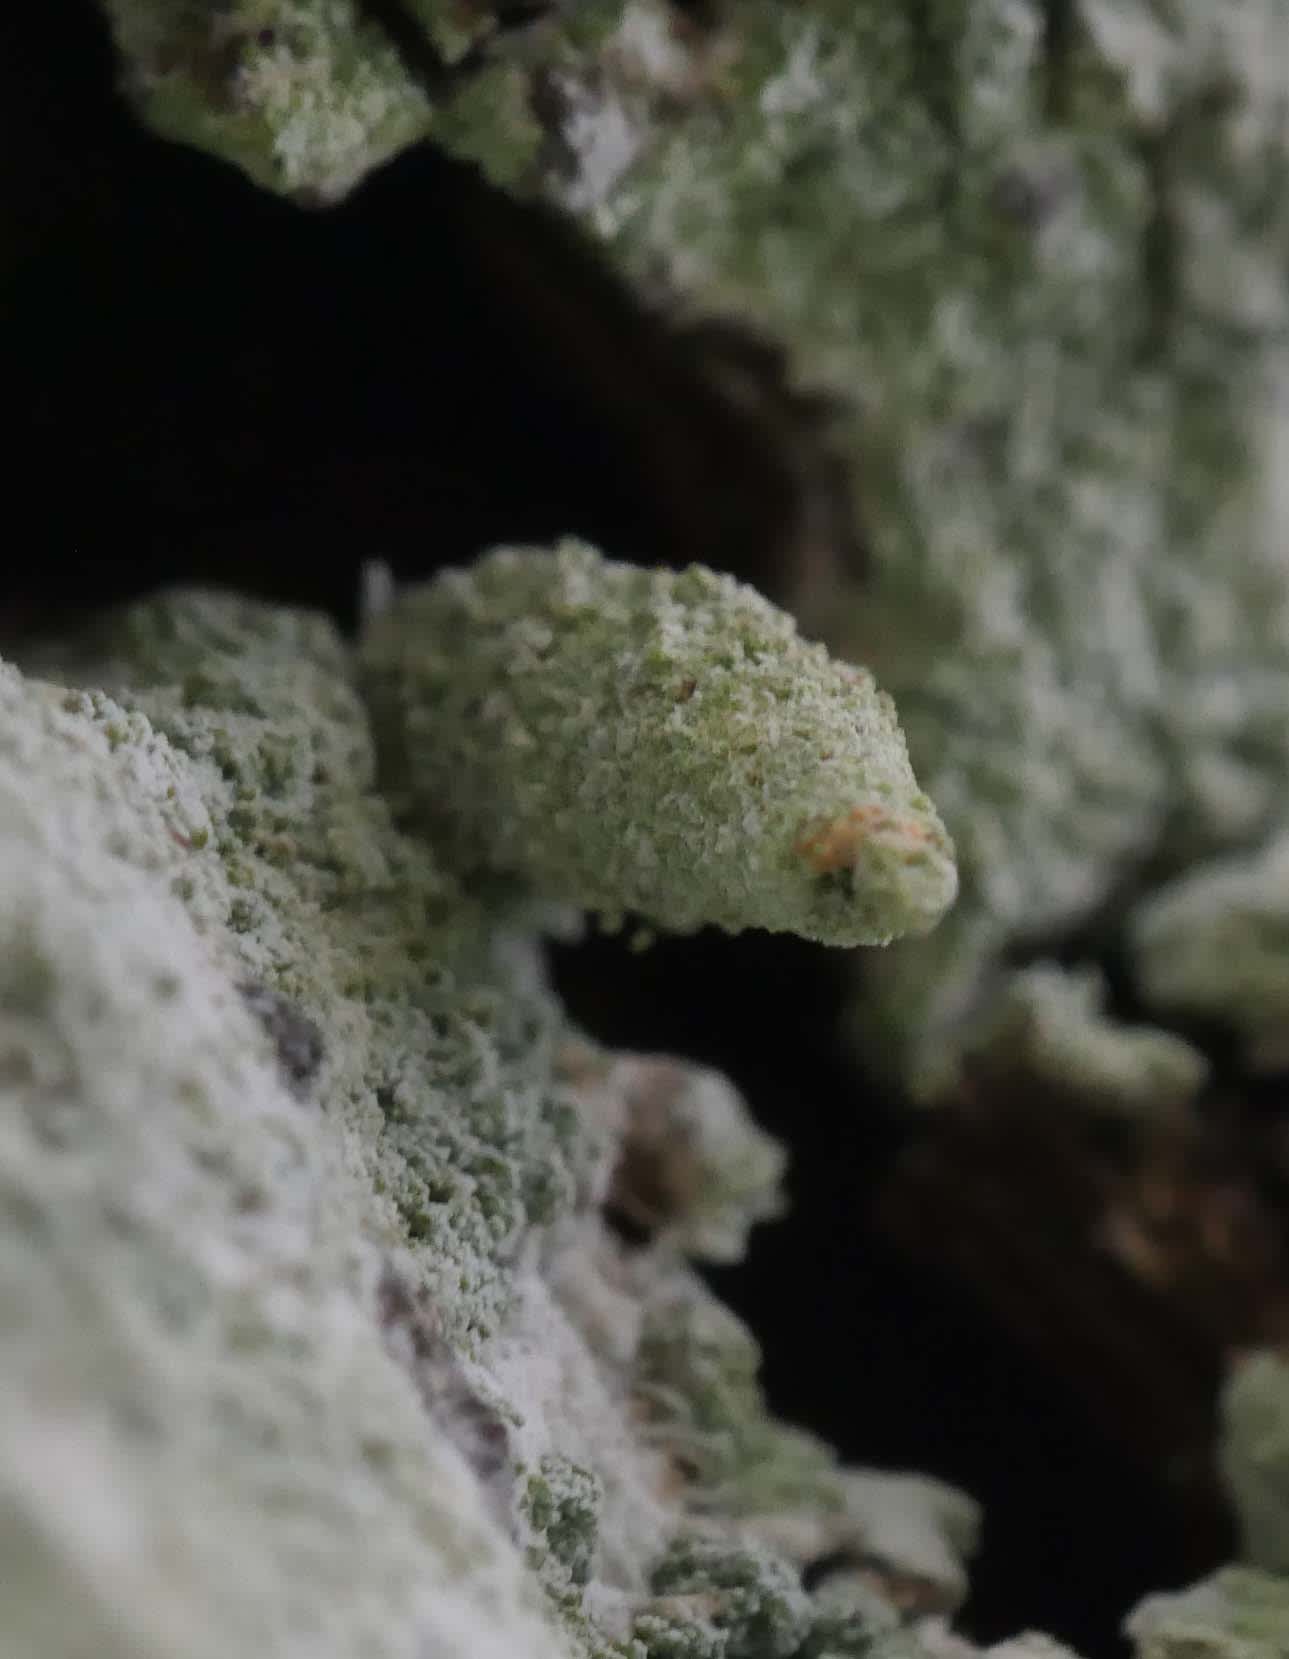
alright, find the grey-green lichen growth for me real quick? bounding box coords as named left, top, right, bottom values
left=94, top=0, right=627, bottom=199
left=0, top=616, right=571, bottom=1659
left=1220, top=1350, right=1289, bottom=1577
left=1125, top=1568, right=1289, bottom=1659
left=99, top=0, right=434, bottom=200
left=644, top=1536, right=812, bottom=1658
left=93, top=0, right=1289, bottom=1099
left=0, top=587, right=983, bottom=1659
left=942, top=963, right=1209, bottom=1119
left=569, top=1046, right=787, bottom=1263
left=630, top=1278, right=980, bottom=1616
left=37, top=587, right=604, bottom=1346
left=1132, top=836, right=1289, bottom=1074
left=361, top=541, right=956, bottom=947
left=540, top=1, right=1289, bottom=1108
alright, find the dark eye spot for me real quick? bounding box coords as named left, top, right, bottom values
left=256, top=27, right=277, bottom=47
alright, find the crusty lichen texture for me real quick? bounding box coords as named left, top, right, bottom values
left=1220, top=1349, right=1289, bottom=1579
left=0, top=628, right=568, bottom=1659
left=0, top=586, right=981, bottom=1659
left=94, top=0, right=1289, bottom=1107
left=95, top=0, right=1289, bottom=1107
left=100, top=0, right=434, bottom=201
left=95, top=0, right=621, bottom=199
left=1126, top=1567, right=1289, bottom=1659
left=361, top=540, right=956, bottom=946
left=562, top=0, right=1289, bottom=1110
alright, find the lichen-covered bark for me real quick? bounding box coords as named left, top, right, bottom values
left=93, top=0, right=1289, bottom=1102
left=556, top=1, right=1289, bottom=1111
left=0, top=587, right=975, bottom=1659
left=1220, top=1350, right=1289, bottom=1578
left=93, top=0, right=623, bottom=199
left=51, top=3, right=1289, bottom=1653
left=0, top=632, right=569, bottom=1659
left=568, top=1, right=1289, bottom=1105
left=360, top=541, right=956, bottom=946
left=1126, top=1566, right=1289, bottom=1659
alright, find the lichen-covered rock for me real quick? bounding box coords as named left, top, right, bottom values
left=1220, top=1349, right=1289, bottom=1577
left=95, top=0, right=632, bottom=200
left=99, top=0, right=436, bottom=201
left=561, top=1043, right=787, bottom=1264
left=629, top=1277, right=979, bottom=1620
left=0, top=586, right=977, bottom=1659
left=42, top=0, right=1289, bottom=1648
left=361, top=540, right=956, bottom=947
left=1131, top=837, right=1289, bottom=1074
left=28, top=587, right=603, bottom=1347
left=522, top=0, right=1289, bottom=1107
left=93, top=0, right=1289, bottom=1111
left=985, top=1640, right=1084, bottom=1659
left=941, top=963, right=1209, bottom=1119
left=644, top=1535, right=812, bottom=1659
left=0, top=646, right=568, bottom=1659
left=1125, top=1566, right=1289, bottom=1659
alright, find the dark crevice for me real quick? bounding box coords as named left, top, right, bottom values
left=1135, top=125, right=1179, bottom=362
left=663, top=0, right=726, bottom=30
left=800, top=1550, right=853, bottom=1594
left=1039, top=0, right=1078, bottom=122
left=906, top=0, right=964, bottom=214
left=3, top=4, right=810, bottom=638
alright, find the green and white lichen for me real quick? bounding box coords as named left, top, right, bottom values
left=565, top=1045, right=787, bottom=1264
left=0, top=632, right=568, bottom=1659
left=94, top=0, right=627, bottom=200
left=360, top=541, right=956, bottom=947
left=1136, top=1351, right=1289, bottom=1659
left=99, top=0, right=435, bottom=201
left=630, top=1277, right=979, bottom=1618
left=1125, top=1567, right=1289, bottom=1659
left=940, top=963, right=1209, bottom=1119
left=0, top=585, right=980, bottom=1659
left=1220, top=1349, right=1289, bottom=1578
left=95, top=0, right=1289, bottom=1101
left=1131, top=836, right=1289, bottom=1074
left=562, top=0, right=1289, bottom=1105
left=45, top=1, right=1289, bottom=1651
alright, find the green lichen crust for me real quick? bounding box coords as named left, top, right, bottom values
left=360, top=541, right=956, bottom=947
left=0, top=646, right=568, bottom=1659
left=630, top=1278, right=979, bottom=1618
left=99, top=0, right=434, bottom=201
left=0, top=591, right=981, bottom=1659
left=1220, top=1350, right=1289, bottom=1577
left=536, top=1, right=1289, bottom=1105
left=985, top=1642, right=1083, bottom=1659
left=94, top=0, right=625, bottom=199
left=1125, top=1567, right=1289, bottom=1659
left=566, top=1045, right=787, bottom=1264
left=1131, top=836, right=1289, bottom=1075
left=942, top=963, right=1208, bottom=1119
left=30, top=589, right=605, bottom=1346
left=93, top=0, right=1289, bottom=1096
